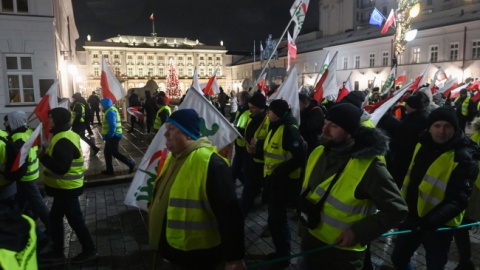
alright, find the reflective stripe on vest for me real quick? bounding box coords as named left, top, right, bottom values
left=153, top=105, right=172, bottom=130
left=263, top=124, right=301, bottom=178
left=234, top=110, right=252, bottom=147
left=102, top=106, right=123, bottom=135
left=71, top=102, right=86, bottom=122
left=402, top=143, right=463, bottom=226
left=159, top=147, right=221, bottom=251
left=43, top=131, right=84, bottom=189
left=12, top=130, right=39, bottom=181
left=302, top=146, right=376, bottom=251
left=0, top=215, right=38, bottom=270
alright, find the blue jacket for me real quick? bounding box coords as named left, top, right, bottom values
left=100, top=98, right=122, bottom=139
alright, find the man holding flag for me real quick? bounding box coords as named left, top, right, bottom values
left=39, top=108, right=97, bottom=263
left=148, top=109, right=246, bottom=270
left=4, top=111, right=50, bottom=236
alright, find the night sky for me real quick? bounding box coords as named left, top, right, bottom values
left=71, top=0, right=319, bottom=52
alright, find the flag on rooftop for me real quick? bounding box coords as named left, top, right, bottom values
left=381, top=9, right=395, bottom=34
left=369, top=8, right=384, bottom=27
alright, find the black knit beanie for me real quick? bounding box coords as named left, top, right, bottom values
left=49, top=107, right=71, bottom=127
left=269, top=99, right=289, bottom=118
left=405, top=94, right=424, bottom=110
left=325, top=103, right=363, bottom=135
left=248, top=93, right=267, bottom=109
left=340, top=91, right=366, bottom=108
left=427, top=106, right=459, bottom=130
left=166, top=109, right=201, bottom=140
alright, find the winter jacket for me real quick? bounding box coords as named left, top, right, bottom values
left=299, top=101, right=324, bottom=154
left=263, top=113, right=305, bottom=204
left=404, top=129, right=480, bottom=230
left=391, top=108, right=429, bottom=187
left=148, top=138, right=244, bottom=269
left=100, top=98, right=122, bottom=139
left=303, top=126, right=408, bottom=246
left=40, top=123, right=83, bottom=198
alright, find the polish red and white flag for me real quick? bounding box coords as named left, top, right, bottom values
left=101, top=57, right=127, bottom=103
left=33, top=81, right=58, bottom=139
left=11, top=124, right=42, bottom=172
left=395, top=70, right=406, bottom=85
left=313, top=51, right=338, bottom=102
left=381, top=9, right=395, bottom=34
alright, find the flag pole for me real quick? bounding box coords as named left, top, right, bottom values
left=151, top=13, right=156, bottom=36
left=255, top=4, right=302, bottom=89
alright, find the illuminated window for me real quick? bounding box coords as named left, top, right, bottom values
left=450, top=43, right=459, bottom=60
left=6, top=55, right=34, bottom=103
left=430, top=45, right=438, bottom=62
left=369, top=53, right=375, bottom=67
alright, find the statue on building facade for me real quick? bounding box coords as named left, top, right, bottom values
left=262, top=34, right=278, bottom=61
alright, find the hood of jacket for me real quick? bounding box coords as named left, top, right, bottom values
left=269, top=112, right=298, bottom=130
left=419, top=129, right=480, bottom=160
left=7, top=111, right=27, bottom=131
left=100, top=98, right=113, bottom=111
left=350, top=126, right=390, bottom=159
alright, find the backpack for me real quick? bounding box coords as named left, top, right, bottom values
left=0, top=136, right=28, bottom=182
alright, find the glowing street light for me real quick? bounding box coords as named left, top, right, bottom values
left=394, top=0, right=420, bottom=57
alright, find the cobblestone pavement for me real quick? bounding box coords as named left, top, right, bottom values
left=35, top=123, right=480, bottom=269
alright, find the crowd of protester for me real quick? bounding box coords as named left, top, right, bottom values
left=1, top=83, right=480, bottom=270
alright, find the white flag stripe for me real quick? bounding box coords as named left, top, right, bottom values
left=321, top=51, right=339, bottom=99
left=124, top=89, right=241, bottom=211
left=192, top=66, right=202, bottom=93
left=268, top=66, right=301, bottom=124
left=102, top=57, right=127, bottom=102
left=370, top=81, right=414, bottom=126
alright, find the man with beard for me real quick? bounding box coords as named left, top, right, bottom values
left=298, top=103, right=407, bottom=270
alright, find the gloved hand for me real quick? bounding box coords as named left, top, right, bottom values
left=412, top=218, right=434, bottom=233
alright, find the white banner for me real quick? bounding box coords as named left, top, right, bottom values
left=124, top=88, right=241, bottom=211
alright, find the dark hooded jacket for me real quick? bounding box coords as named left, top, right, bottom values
left=404, top=129, right=480, bottom=230
left=100, top=98, right=122, bottom=139
left=40, top=108, right=83, bottom=198
left=299, top=100, right=324, bottom=154
left=263, top=113, right=306, bottom=204
left=303, top=126, right=408, bottom=246
left=0, top=201, right=30, bottom=253
left=391, top=108, right=429, bottom=187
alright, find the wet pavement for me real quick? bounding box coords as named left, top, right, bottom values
left=35, top=122, right=480, bottom=269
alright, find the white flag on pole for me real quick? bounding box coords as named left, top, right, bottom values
left=124, top=88, right=241, bottom=211
left=267, top=66, right=301, bottom=124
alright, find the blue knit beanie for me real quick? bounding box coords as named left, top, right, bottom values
left=166, top=109, right=201, bottom=140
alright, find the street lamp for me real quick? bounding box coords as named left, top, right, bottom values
left=394, top=0, right=420, bottom=56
